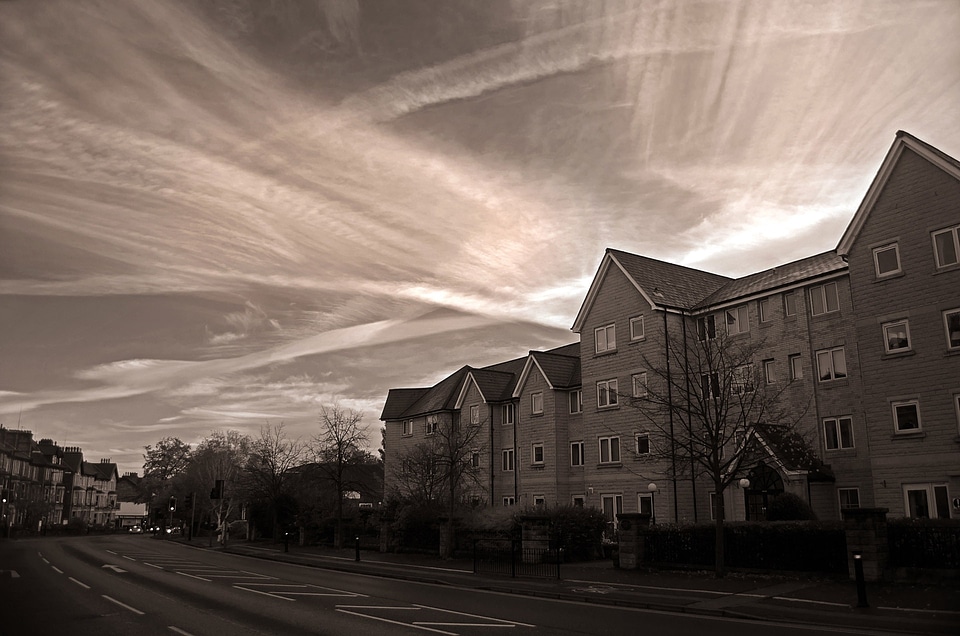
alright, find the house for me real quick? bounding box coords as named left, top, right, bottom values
left=381, top=131, right=959, bottom=523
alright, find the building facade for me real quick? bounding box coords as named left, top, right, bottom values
left=381, top=131, right=960, bottom=525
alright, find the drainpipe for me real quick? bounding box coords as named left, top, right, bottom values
left=490, top=403, right=495, bottom=504
left=663, top=309, right=679, bottom=523
left=681, top=309, right=697, bottom=523
left=513, top=404, right=519, bottom=503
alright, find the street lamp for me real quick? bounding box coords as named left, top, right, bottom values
left=739, top=478, right=751, bottom=489
left=647, top=482, right=658, bottom=524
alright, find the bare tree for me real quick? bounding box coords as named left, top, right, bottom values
left=625, top=324, right=813, bottom=576
left=311, top=404, right=371, bottom=548
left=244, top=422, right=306, bottom=540
left=183, top=430, right=251, bottom=544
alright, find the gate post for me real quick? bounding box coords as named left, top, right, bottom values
left=841, top=507, right=889, bottom=582
left=615, top=513, right=651, bottom=570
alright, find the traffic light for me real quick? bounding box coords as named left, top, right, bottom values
left=184, top=493, right=193, bottom=509
left=169, top=496, right=177, bottom=512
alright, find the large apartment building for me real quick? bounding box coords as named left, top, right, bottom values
left=381, top=131, right=960, bottom=525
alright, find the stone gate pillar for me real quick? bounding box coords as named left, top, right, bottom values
left=615, top=513, right=651, bottom=570
left=841, top=507, right=889, bottom=582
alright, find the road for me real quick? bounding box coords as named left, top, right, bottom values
left=0, top=535, right=900, bottom=635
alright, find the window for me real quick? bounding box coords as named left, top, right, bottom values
left=709, top=492, right=718, bottom=521
left=732, top=365, right=755, bottom=394
left=402, top=420, right=413, bottom=436
left=838, top=488, right=860, bottom=510
left=873, top=243, right=901, bottom=277
left=471, top=451, right=480, bottom=468
left=572, top=495, right=585, bottom=508
left=470, top=404, right=480, bottom=424
left=531, top=392, right=543, bottom=415
left=784, top=291, right=797, bottom=317
left=531, top=443, right=544, bottom=465
left=789, top=354, right=803, bottom=380
left=904, top=484, right=951, bottom=519
left=570, top=441, right=584, bottom=466
left=502, top=403, right=515, bottom=425
left=426, top=415, right=439, bottom=435
left=638, top=493, right=653, bottom=516
left=892, top=400, right=921, bottom=433
left=502, top=448, right=515, bottom=471
left=932, top=225, right=960, bottom=268
left=824, top=416, right=854, bottom=450
left=725, top=305, right=749, bottom=335
left=763, top=359, right=775, bottom=384
left=810, top=282, right=840, bottom=316
left=503, top=496, right=516, bottom=506
left=944, top=309, right=960, bottom=350
left=595, top=323, right=616, bottom=353
left=533, top=495, right=545, bottom=507
left=630, top=315, right=645, bottom=340
left=599, top=436, right=621, bottom=464
left=700, top=372, right=720, bottom=400
left=697, top=315, right=716, bottom=340
left=601, top=494, right=623, bottom=534
left=569, top=389, right=582, bottom=414
left=883, top=320, right=911, bottom=353
left=631, top=372, right=647, bottom=398
left=597, top=379, right=618, bottom=408
left=758, top=297, right=772, bottom=323
left=635, top=434, right=650, bottom=455
left=816, top=347, right=847, bottom=381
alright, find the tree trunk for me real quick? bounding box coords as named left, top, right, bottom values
left=714, top=488, right=726, bottom=578
left=335, top=491, right=344, bottom=549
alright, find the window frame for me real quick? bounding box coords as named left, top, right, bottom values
left=758, top=297, right=772, bottom=323
left=426, top=415, right=439, bottom=436
left=631, top=372, right=647, bottom=398
left=932, top=225, right=960, bottom=269
left=601, top=494, right=623, bottom=533
left=700, top=372, right=720, bottom=400
left=531, top=392, right=543, bottom=415
left=533, top=495, right=546, bottom=507
left=502, top=403, right=516, bottom=425
left=763, top=359, right=775, bottom=384
left=944, top=309, right=960, bottom=351
left=892, top=399, right=922, bottom=433
left=873, top=243, right=902, bottom=277
left=816, top=346, right=847, bottom=382
left=501, top=448, right=515, bottom=471
left=823, top=416, right=855, bottom=450
left=629, top=315, right=645, bottom=341
left=903, top=483, right=951, bottom=519
left=635, top=433, right=650, bottom=456
left=470, top=451, right=481, bottom=468
left=402, top=420, right=413, bottom=436
left=789, top=354, right=803, bottom=381
left=572, top=495, right=585, bottom=508
left=531, top=442, right=544, bottom=465
left=784, top=291, right=798, bottom=317
left=598, top=436, right=621, bottom=464
left=595, top=323, right=617, bottom=353
left=882, top=320, right=912, bottom=354
left=697, top=314, right=717, bottom=341
left=502, top=496, right=516, bottom=506
left=470, top=404, right=480, bottom=425
left=597, top=379, right=619, bottom=408
left=637, top=493, right=653, bottom=517
left=569, top=389, right=583, bottom=414
left=732, top=364, right=755, bottom=394
left=810, top=282, right=840, bottom=316
left=570, top=441, right=585, bottom=467
left=725, top=305, right=749, bottom=336
left=838, top=488, right=861, bottom=511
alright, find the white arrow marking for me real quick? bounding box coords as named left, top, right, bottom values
left=102, top=564, right=127, bottom=573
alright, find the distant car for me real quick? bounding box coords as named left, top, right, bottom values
left=127, top=526, right=143, bottom=533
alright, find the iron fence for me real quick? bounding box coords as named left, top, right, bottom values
left=473, top=539, right=562, bottom=579
left=888, top=521, right=960, bottom=569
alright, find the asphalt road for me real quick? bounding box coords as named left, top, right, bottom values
left=0, top=535, right=906, bottom=635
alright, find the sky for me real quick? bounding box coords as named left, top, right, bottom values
left=1, top=0, right=959, bottom=477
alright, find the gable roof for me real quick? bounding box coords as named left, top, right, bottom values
left=512, top=348, right=581, bottom=397
left=837, top=130, right=960, bottom=256
left=572, top=248, right=731, bottom=330
left=380, top=388, right=430, bottom=420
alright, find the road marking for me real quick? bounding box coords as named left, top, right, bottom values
left=105, top=550, right=117, bottom=555
left=69, top=577, right=90, bottom=589
left=335, top=607, right=456, bottom=636
left=233, top=585, right=296, bottom=601
left=102, top=564, right=127, bottom=573
left=51, top=566, right=64, bottom=574
left=0, top=570, right=21, bottom=578
left=144, top=562, right=163, bottom=569
left=123, top=556, right=137, bottom=561
left=415, top=623, right=518, bottom=628
left=177, top=571, right=211, bottom=582
left=168, top=628, right=194, bottom=636
left=41, top=558, right=49, bottom=564
left=772, top=596, right=847, bottom=607
left=413, top=604, right=535, bottom=628
left=102, top=595, right=145, bottom=615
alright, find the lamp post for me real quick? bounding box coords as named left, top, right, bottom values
left=739, top=478, right=751, bottom=521
left=647, top=482, right=658, bottom=524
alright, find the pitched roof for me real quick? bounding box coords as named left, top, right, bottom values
left=380, top=388, right=430, bottom=420
left=528, top=349, right=580, bottom=389
left=837, top=130, right=960, bottom=256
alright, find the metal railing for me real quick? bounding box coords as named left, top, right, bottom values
left=473, top=539, right=562, bottom=579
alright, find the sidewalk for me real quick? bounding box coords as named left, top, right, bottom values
left=187, top=538, right=960, bottom=635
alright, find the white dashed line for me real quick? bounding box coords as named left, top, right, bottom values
left=177, top=571, right=211, bottom=582
left=102, top=595, right=145, bottom=615
left=69, top=577, right=90, bottom=589
left=168, top=627, right=194, bottom=636
left=51, top=566, right=63, bottom=574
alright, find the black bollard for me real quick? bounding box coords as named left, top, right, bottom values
left=355, top=535, right=360, bottom=562
left=853, top=551, right=868, bottom=608
left=284, top=531, right=289, bottom=553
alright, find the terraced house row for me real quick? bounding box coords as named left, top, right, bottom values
left=381, top=131, right=960, bottom=526
left=1, top=427, right=119, bottom=533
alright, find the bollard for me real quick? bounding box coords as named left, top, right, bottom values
left=853, top=551, right=868, bottom=608
left=284, top=531, right=289, bottom=553
left=355, top=535, right=361, bottom=562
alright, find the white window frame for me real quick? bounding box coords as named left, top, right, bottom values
left=533, top=495, right=546, bottom=507
left=892, top=399, right=922, bottom=433
left=598, top=436, right=621, bottom=464
left=697, top=315, right=716, bottom=341
left=823, top=416, right=855, bottom=450
left=471, top=451, right=481, bottom=468
left=502, top=496, right=515, bottom=506
left=531, top=392, right=543, bottom=415
left=732, top=365, right=755, bottom=394
left=597, top=379, right=619, bottom=408
left=903, top=483, right=951, bottom=519
left=816, top=346, right=847, bottom=381
left=725, top=305, right=749, bottom=336
left=570, top=441, right=584, bottom=467
left=569, top=389, right=582, bottom=414
left=501, top=448, right=515, bottom=471
left=758, top=297, right=772, bottom=323
left=631, top=372, right=647, bottom=398
left=882, top=320, right=912, bottom=353
left=932, top=225, right=960, bottom=269
left=700, top=372, right=720, bottom=400
left=944, top=309, right=960, bottom=351
left=784, top=291, right=797, bottom=317
left=426, top=415, right=439, bottom=435
left=402, top=420, right=413, bottom=436
left=637, top=493, right=653, bottom=516
left=502, top=403, right=516, bottom=425
left=601, top=494, right=623, bottom=532
left=470, top=404, right=480, bottom=424
left=572, top=495, right=585, bottom=508
left=789, top=354, right=803, bottom=380
left=763, top=359, right=775, bottom=384
left=810, top=282, right=840, bottom=316
left=873, top=243, right=902, bottom=277
left=595, top=323, right=616, bottom=353
left=838, top=488, right=861, bottom=511
left=629, top=315, right=645, bottom=340
left=531, top=443, right=544, bottom=465
left=635, top=433, right=650, bottom=455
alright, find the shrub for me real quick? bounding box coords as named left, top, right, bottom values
left=766, top=492, right=817, bottom=521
